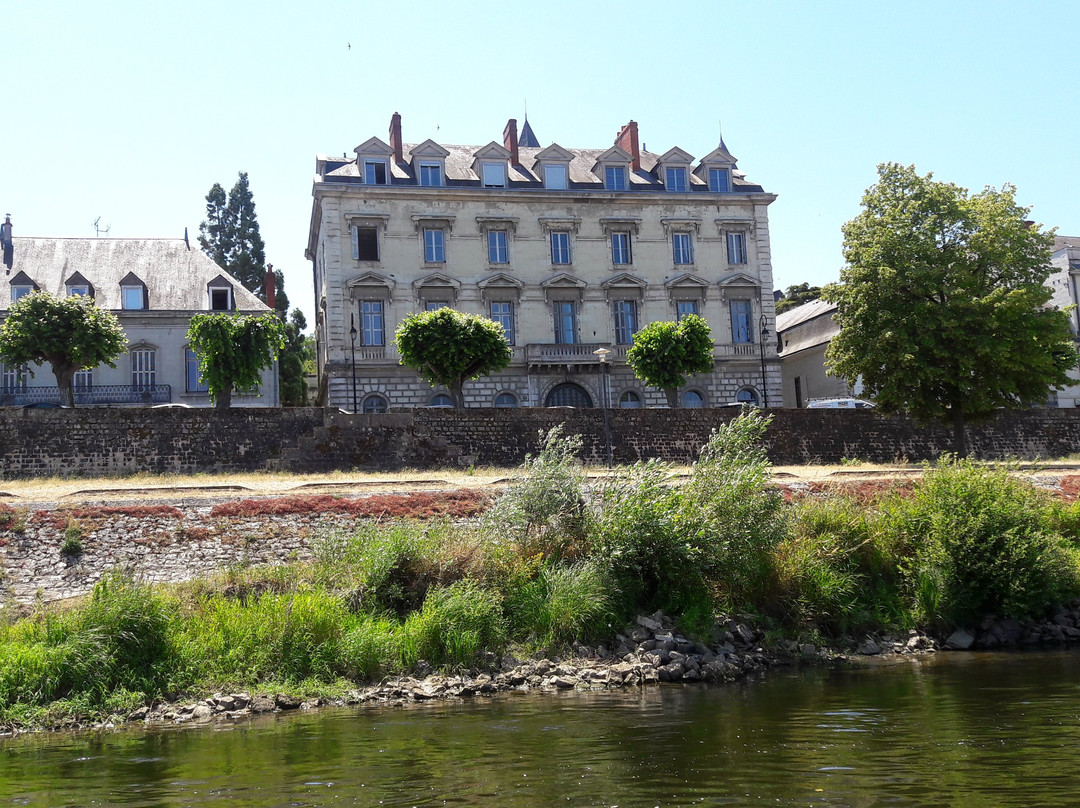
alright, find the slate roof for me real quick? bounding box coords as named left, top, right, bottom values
left=322, top=142, right=765, bottom=193
left=1054, top=235, right=1079, bottom=252
left=776, top=299, right=838, bottom=357
left=2, top=238, right=267, bottom=312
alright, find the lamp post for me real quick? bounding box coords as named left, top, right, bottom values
left=758, top=313, right=770, bottom=408
left=349, top=313, right=359, bottom=413
left=593, top=347, right=612, bottom=468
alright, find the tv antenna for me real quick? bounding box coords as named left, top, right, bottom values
left=92, top=216, right=111, bottom=237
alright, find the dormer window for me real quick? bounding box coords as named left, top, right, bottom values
left=119, top=271, right=147, bottom=310
left=69, top=285, right=89, bottom=296
left=605, top=165, right=627, bottom=190
left=11, top=285, right=32, bottom=303
left=364, top=160, right=389, bottom=185
left=665, top=166, right=688, bottom=192
left=542, top=164, right=567, bottom=190
left=708, top=168, right=731, bottom=193
left=480, top=162, right=506, bottom=188
left=207, top=275, right=234, bottom=311
left=65, top=272, right=94, bottom=299
left=8, top=271, right=38, bottom=303
left=419, top=162, right=442, bottom=186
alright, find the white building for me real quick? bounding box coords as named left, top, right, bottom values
left=0, top=226, right=276, bottom=406
left=775, top=299, right=854, bottom=407
left=307, top=114, right=781, bottom=411
left=1047, top=235, right=1080, bottom=407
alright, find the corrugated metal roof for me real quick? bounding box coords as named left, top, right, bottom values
left=2, top=238, right=268, bottom=312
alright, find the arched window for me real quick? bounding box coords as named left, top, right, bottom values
left=361, top=394, right=388, bottom=414
left=494, top=392, right=518, bottom=408
left=131, top=348, right=156, bottom=392
left=429, top=393, right=453, bottom=407
left=736, top=387, right=759, bottom=406
left=682, top=390, right=705, bottom=409
left=618, top=391, right=643, bottom=408
left=545, top=383, right=593, bottom=408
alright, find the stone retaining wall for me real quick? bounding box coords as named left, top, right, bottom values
left=4, top=406, right=1080, bottom=477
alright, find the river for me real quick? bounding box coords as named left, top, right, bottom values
left=2, top=650, right=1079, bottom=807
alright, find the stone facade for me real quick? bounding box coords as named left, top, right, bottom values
left=4, top=407, right=1080, bottom=477
left=307, top=114, right=781, bottom=412
left=1047, top=235, right=1080, bottom=407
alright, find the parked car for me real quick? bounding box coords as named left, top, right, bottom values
left=806, top=398, right=875, bottom=409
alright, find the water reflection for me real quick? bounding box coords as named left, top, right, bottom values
left=2, top=651, right=1080, bottom=806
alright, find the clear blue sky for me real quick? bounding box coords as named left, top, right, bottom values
left=5, top=1, right=1077, bottom=328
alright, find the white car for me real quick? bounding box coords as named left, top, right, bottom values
left=806, top=398, right=875, bottom=409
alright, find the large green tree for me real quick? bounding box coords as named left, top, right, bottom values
left=823, top=162, right=1076, bottom=457
left=198, top=172, right=289, bottom=313
left=186, top=313, right=286, bottom=409
left=0, top=292, right=127, bottom=407
left=775, top=283, right=823, bottom=314
left=626, top=314, right=714, bottom=407
left=279, top=309, right=309, bottom=407
left=394, top=308, right=512, bottom=408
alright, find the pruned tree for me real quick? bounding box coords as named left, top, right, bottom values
left=198, top=172, right=289, bottom=313
left=824, top=162, right=1076, bottom=457
left=626, top=315, right=714, bottom=407
left=394, top=308, right=512, bottom=408
left=186, top=313, right=286, bottom=409
left=0, top=292, right=127, bottom=407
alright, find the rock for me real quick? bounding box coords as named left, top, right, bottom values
left=636, top=615, right=663, bottom=632
left=275, top=693, right=302, bottom=710
left=800, top=643, right=816, bottom=657
left=551, top=676, right=576, bottom=690
left=250, top=696, right=276, bottom=714
left=128, top=706, right=149, bottom=721
left=191, top=704, right=213, bottom=722
left=733, top=624, right=756, bottom=646
left=856, top=639, right=882, bottom=655
left=945, top=629, right=975, bottom=650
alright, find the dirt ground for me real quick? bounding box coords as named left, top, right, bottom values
left=1, top=459, right=1076, bottom=507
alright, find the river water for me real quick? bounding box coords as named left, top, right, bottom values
left=3, top=650, right=1079, bottom=807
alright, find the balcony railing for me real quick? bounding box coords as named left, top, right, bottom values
left=525, top=343, right=614, bottom=365
left=714, top=343, right=760, bottom=358
left=0, top=384, right=173, bottom=406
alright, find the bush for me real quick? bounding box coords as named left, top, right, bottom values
left=400, top=581, right=506, bottom=668
left=879, top=459, right=1080, bottom=625
left=505, top=560, right=612, bottom=650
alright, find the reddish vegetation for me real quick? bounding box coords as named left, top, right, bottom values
left=33, top=504, right=184, bottom=529
left=776, top=478, right=917, bottom=504
left=209, top=489, right=491, bottom=520
left=1058, top=475, right=1080, bottom=503
left=0, top=503, right=16, bottom=524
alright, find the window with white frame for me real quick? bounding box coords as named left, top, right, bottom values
left=708, top=168, right=731, bottom=193
left=210, top=286, right=233, bottom=311
left=494, top=391, right=518, bottom=408
left=364, top=160, right=389, bottom=185
left=676, top=300, right=700, bottom=321
left=487, top=230, right=509, bottom=264
left=543, top=164, right=568, bottom=190
left=429, top=393, right=453, bottom=407
left=482, top=162, right=506, bottom=188
left=665, top=166, right=688, bottom=192
left=550, top=231, right=572, bottom=265
left=553, top=300, right=577, bottom=344
left=489, top=301, right=515, bottom=344
left=736, top=387, right=759, bottom=406
left=619, top=390, right=642, bottom=408
left=419, top=163, right=442, bottom=186
left=360, top=300, right=385, bottom=346
left=351, top=226, right=379, bottom=261
left=672, top=232, right=694, bottom=265
left=362, top=394, right=388, bottom=413
left=186, top=348, right=208, bottom=393
left=131, top=349, right=156, bottom=391
left=1, top=362, right=27, bottom=392
left=425, top=300, right=448, bottom=312
left=605, top=165, right=627, bottom=191
left=730, top=299, right=753, bottom=343
left=73, top=368, right=92, bottom=391
left=67, top=284, right=90, bottom=297
left=613, top=300, right=638, bottom=345
left=11, top=286, right=32, bottom=303
left=611, top=231, right=632, bottom=265
left=122, top=285, right=145, bottom=310
left=423, top=228, right=446, bottom=263
left=682, top=390, right=705, bottom=408
left=727, top=232, right=748, bottom=264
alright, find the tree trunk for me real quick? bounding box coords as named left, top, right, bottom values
left=215, top=385, right=233, bottom=409
left=951, top=406, right=968, bottom=459
left=52, top=363, right=77, bottom=408
left=451, top=382, right=465, bottom=409
left=665, top=387, right=679, bottom=408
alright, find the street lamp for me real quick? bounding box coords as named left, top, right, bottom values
left=349, top=313, right=359, bottom=413
left=758, top=313, right=770, bottom=408
left=593, top=347, right=612, bottom=468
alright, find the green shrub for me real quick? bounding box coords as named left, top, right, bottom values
left=400, top=581, right=505, bottom=669
left=879, top=459, right=1080, bottom=625
left=505, top=560, right=611, bottom=650
left=483, top=426, right=589, bottom=560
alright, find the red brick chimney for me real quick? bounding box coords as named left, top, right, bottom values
left=503, top=118, right=519, bottom=165
left=389, top=112, right=403, bottom=163
left=265, top=263, right=276, bottom=310
left=615, top=120, right=641, bottom=172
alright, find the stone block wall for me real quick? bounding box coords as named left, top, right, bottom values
left=3, top=406, right=1080, bottom=478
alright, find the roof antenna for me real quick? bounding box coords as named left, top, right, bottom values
left=92, top=216, right=111, bottom=237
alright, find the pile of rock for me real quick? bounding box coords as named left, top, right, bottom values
left=950, top=598, right=1080, bottom=649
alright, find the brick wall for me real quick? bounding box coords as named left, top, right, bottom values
left=3, top=406, right=1080, bottom=477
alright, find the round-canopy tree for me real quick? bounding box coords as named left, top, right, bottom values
left=186, top=313, right=285, bottom=409
left=626, top=315, right=714, bottom=407
left=824, top=163, right=1076, bottom=457
left=0, top=291, right=127, bottom=407
left=394, top=308, right=512, bottom=408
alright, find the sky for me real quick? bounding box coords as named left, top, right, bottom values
left=4, top=0, right=1078, bottom=329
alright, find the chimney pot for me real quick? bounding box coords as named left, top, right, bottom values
left=503, top=118, right=519, bottom=165
left=389, top=112, right=403, bottom=163
left=615, top=120, right=641, bottom=172
left=265, top=263, right=277, bottom=311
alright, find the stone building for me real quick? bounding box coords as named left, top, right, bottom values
left=775, top=299, right=855, bottom=407
left=0, top=224, right=276, bottom=406
left=1047, top=234, right=1080, bottom=407
left=306, top=113, right=781, bottom=411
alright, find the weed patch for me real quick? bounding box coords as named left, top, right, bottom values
left=210, top=490, right=489, bottom=520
